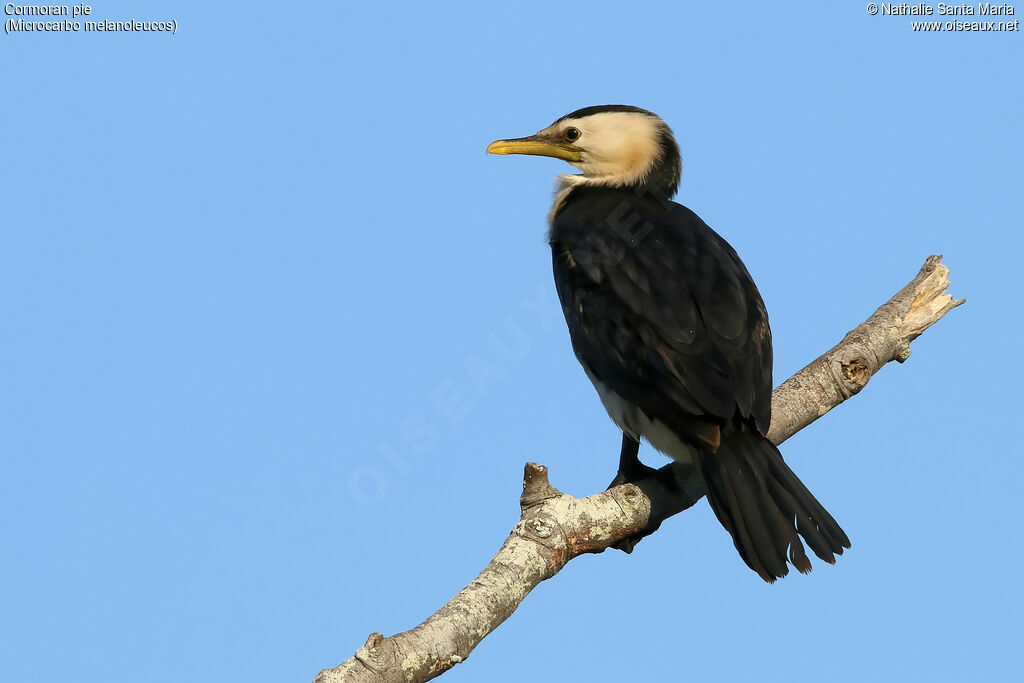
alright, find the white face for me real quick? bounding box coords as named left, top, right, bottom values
left=540, top=111, right=663, bottom=185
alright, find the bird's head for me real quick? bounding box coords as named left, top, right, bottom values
left=487, top=105, right=682, bottom=197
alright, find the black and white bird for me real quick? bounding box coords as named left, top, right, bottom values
left=487, top=105, right=850, bottom=582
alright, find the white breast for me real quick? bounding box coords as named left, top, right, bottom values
left=582, top=366, right=694, bottom=465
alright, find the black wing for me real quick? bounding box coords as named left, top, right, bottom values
left=550, top=187, right=772, bottom=448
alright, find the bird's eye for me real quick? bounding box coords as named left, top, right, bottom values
left=563, top=127, right=581, bottom=142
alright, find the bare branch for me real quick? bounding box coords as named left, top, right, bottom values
left=316, top=256, right=963, bottom=683
left=766, top=254, right=964, bottom=444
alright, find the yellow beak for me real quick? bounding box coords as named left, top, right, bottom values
left=486, top=136, right=582, bottom=163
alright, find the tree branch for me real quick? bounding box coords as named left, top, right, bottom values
left=766, top=254, right=964, bottom=445
left=316, top=255, right=963, bottom=683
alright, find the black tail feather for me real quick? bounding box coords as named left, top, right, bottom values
left=763, top=448, right=851, bottom=553
left=697, top=423, right=850, bottom=582
left=708, top=455, right=784, bottom=581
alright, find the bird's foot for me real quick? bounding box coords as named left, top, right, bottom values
left=608, top=434, right=665, bottom=552
left=607, top=433, right=655, bottom=489
left=607, top=433, right=700, bottom=553
left=607, top=460, right=662, bottom=489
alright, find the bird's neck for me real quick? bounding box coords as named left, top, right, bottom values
left=547, top=171, right=679, bottom=226
left=547, top=175, right=587, bottom=226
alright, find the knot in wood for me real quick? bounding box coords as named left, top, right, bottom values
left=528, top=516, right=555, bottom=538
left=840, top=357, right=870, bottom=391
left=894, top=341, right=912, bottom=363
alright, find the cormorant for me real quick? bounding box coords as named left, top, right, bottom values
left=487, top=105, right=850, bottom=582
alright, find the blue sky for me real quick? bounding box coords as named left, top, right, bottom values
left=1, top=2, right=1021, bottom=681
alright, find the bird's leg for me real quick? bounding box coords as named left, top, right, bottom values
left=608, top=432, right=696, bottom=553
left=607, top=433, right=658, bottom=489
left=607, top=434, right=656, bottom=554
